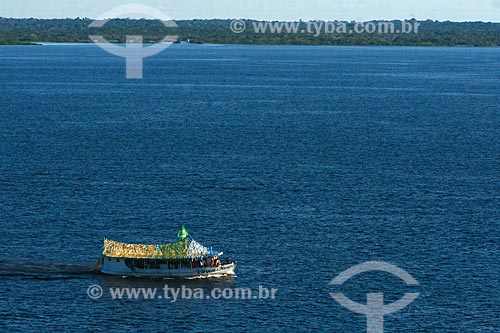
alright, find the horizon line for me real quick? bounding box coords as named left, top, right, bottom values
left=1, top=17, right=500, bottom=24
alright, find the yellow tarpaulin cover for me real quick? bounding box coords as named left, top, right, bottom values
left=103, top=238, right=189, bottom=259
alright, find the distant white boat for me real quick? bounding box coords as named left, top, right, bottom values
left=95, top=226, right=236, bottom=278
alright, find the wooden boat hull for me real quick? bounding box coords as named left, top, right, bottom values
left=100, top=256, right=236, bottom=278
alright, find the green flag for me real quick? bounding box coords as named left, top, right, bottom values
left=177, top=225, right=189, bottom=240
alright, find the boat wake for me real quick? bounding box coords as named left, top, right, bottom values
left=0, top=261, right=96, bottom=280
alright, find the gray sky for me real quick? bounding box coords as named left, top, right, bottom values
left=2, top=0, right=500, bottom=21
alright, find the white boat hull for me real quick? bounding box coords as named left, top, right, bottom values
left=100, top=256, right=236, bottom=278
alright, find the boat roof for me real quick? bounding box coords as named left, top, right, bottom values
left=102, top=238, right=217, bottom=259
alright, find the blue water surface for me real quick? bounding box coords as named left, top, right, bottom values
left=0, top=44, right=499, bottom=332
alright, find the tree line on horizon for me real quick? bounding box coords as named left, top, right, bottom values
left=1, top=18, right=500, bottom=46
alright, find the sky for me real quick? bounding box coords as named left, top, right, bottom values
left=2, top=0, right=500, bottom=22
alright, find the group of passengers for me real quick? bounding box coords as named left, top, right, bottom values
left=191, top=256, right=232, bottom=268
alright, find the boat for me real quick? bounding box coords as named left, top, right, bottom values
left=95, top=226, right=236, bottom=278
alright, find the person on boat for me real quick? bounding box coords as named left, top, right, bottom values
left=211, top=257, right=215, bottom=267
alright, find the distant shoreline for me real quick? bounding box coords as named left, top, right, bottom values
left=2, top=18, right=500, bottom=47
left=3, top=42, right=500, bottom=48
left=4, top=43, right=498, bottom=49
